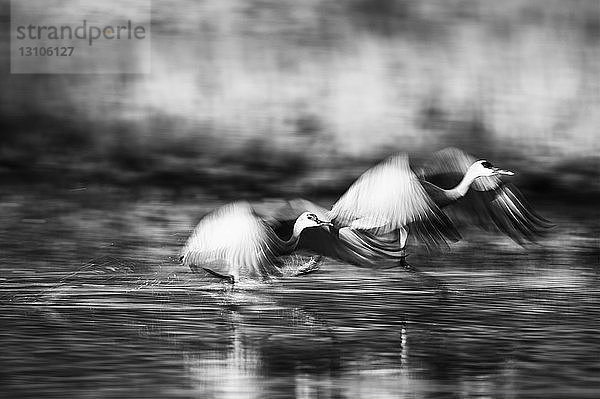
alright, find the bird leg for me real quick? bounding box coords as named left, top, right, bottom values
left=202, top=267, right=235, bottom=284
left=294, top=255, right=323, bottom=277
left=399, top=255, right=412, bottom=270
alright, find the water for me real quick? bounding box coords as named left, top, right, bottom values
left=1, top=188, right=598, bottom=398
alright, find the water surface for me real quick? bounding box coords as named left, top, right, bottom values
left=1, top=189, right=598, bottom=398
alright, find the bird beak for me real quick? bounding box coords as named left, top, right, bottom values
left=317, top=219, right=334, bottom=227
left=493, top=167, right=515, bottom=176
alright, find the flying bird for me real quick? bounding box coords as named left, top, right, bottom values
left=180, top=202, right=332, bottom=283
left=416, top=148, right=552, bottom=244
left=269, top=148, right=551, bottom=271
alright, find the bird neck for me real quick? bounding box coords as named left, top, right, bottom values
left=279, top=231, right=301, bottom=253
left=445, top=168, right=479, bottom=201
left=276, top=224, right=305, bottom=253
left=292, top=223, right=304, bottom=240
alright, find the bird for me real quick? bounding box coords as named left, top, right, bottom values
left=416, top=147, right=552, bottom=244
left=180, top=201, right=332, bottom=283
left=268, top=147, right=551, bottom=272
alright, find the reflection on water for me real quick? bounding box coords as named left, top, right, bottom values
left=0, top=191, right=599, bottom=398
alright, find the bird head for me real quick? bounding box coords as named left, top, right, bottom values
left=469, top=160, right=514, bottom=178
left=293, top=212, right=333, bottom=236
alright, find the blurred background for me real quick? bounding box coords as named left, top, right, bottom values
left=1, top=2, right=599, bottom=398
left=1, top=0, right=598, bottom=199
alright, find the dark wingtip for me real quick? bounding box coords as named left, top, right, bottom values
left=532, top=212, right=555, bottom=229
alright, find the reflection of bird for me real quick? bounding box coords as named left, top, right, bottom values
left=269, top=148, right=551, bottom=271
left=180, top=202, right=332, bottom=283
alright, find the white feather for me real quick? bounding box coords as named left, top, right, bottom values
left=180, top=202, right=280, bottom=279
left=330, top=154, right=442, bottom=233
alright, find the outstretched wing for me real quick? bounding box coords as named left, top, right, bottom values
left=180, top=202, right=282, bottom=279
left=329, top=154, right=460, bottom=249
left=264, top=198, right=405, bottom=267
left=419, top=147, right=552, bottom=244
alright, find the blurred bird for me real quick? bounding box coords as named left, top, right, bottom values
left=269, top=147, right=551, bottom=272
left=416, top=147, right=552, bottom=244
left=180, top=202, right=332, bottom=283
